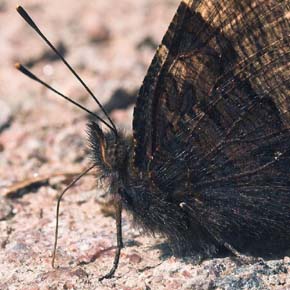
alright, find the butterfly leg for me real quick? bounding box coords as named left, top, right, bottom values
left=223, top=242, right=262, bottom=264
left=223, top=242, right=263, bottom=265
left=99, top=199, right=123, bottom=281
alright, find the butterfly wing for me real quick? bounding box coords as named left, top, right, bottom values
left=132, top=0, right=290, bottom=250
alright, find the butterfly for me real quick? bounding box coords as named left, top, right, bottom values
left=16, top=0, right=290, bottom=280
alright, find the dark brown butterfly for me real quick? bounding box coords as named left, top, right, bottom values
left=16, top=0, right=290, bottom=280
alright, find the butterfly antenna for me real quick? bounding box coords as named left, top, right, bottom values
left=16, top=5, right=118, bottom=137
left=52, top=164, right=96, bottom=269
left=15, top=63, right=115, bottom=130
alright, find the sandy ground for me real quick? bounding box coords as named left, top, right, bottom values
left=0, top=0, right=289, bottom=289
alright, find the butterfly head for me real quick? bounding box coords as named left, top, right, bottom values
left=88, top=121, right=130, bottom=179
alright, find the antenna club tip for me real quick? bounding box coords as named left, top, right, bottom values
left=15, top=63, right=21, bottom=70
left=16, top=5, right=22, bottom=11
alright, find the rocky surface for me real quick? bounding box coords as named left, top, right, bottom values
left=0, top=0, right=289, bottom=289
